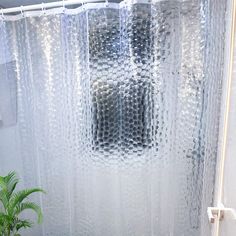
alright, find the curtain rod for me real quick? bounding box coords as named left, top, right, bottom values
left=1, top=0, right=106, bottom=14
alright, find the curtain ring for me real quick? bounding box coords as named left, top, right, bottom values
left=81, top=1, right=85, bottom=11
left=1, top=9, right=4, bottom=20
left=105, top=0, right=109, bottom=7
left=20, top=6, right=24, bottom=17
left=62, top=0, right=66, bottom=12
left=41, top=2, right=46, bottom=15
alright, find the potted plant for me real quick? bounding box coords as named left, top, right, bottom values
left=0, top=171, right=45, bottom=236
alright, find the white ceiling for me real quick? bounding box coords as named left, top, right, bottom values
left=0, top=0, right=56, bottom=8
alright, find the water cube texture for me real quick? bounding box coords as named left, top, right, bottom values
left=0, top=0, right=227, bottom=235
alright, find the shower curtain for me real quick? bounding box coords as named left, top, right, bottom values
left=0, top=0, right=228, bottom=235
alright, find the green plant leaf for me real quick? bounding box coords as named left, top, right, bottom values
left=5, top=171, right=19, bottom=197
left=15, top=219, right=33, bottom=231
left=0, top=212, right=8, bottom=227
left=8, top=188, right=45, bottom=215
left=0, top=189, right=9, bottom=210
left=0, top=172, right=45, bottom=235
left=0, top=172, right=19, bottom=235
left=0, top=171, right=19, bottom=203
left=0, top=212, right=14, bottom=234
left=15, top=202, right=43, bottom=224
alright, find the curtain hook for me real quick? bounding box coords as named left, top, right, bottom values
left=20, top=6, right=24, bottom=17
left=41, top=2, right=46, bottom=15
left=81, top=1, right=85, bottom=11
left=1, top=9, right=4, bottom=20
left=123, top=0, right=127, bottom=7
left=105, top=0, right=109, bottom=7
left=62, top=0, right=66, bottom=12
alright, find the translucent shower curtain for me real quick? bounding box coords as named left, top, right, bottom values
left=0, top=0, right=228, bottom=235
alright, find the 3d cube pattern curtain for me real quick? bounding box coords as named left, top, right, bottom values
left=0, top=0, right=228, bottom=235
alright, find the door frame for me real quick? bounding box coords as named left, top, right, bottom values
left=212, top=0, right=236, bottom=235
